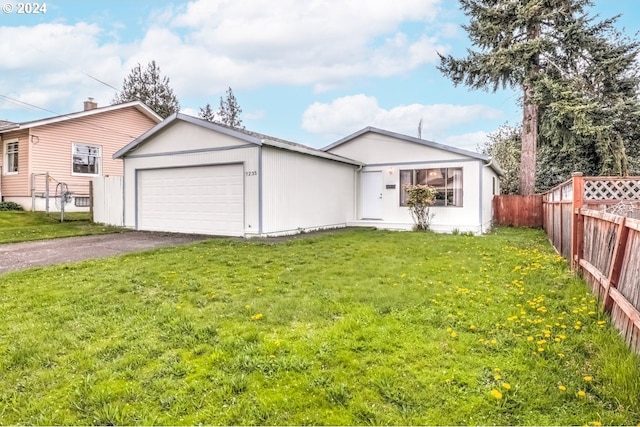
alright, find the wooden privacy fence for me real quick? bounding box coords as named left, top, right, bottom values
left=493, top=195, right=543, bottom=227
left=543, top=173, right=640, bottom=352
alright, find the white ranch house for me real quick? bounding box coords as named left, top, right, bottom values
left=107, top=114, right=502, bottom=236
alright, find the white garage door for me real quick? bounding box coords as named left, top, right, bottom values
left=137, top=164, right=244, bottom=236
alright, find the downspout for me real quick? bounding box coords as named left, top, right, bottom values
left=354, top=164, right=363, bottom=221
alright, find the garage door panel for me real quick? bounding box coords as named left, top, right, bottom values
left=137, top=164, right=244, bottom=236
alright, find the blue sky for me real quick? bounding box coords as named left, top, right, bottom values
left=1, top=0, right=638, bottom=150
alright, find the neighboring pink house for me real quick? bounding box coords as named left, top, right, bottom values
left=0, top=100, right=161, bottom=211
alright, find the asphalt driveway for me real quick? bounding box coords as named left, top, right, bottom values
left=0, top=231, right=212, bottom=274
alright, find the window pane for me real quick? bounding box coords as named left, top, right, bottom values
left=424, top=169, right=446, bottom=206
left=399, top=170, right=413, bottom=206
left=7, top=142, right=18, bottom=172
left=73, top=144, right=100, bottom=174
left=449, top=168, right=463, bottom=207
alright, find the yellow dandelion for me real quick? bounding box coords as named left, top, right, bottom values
left=470, top=324, right=476, bottom=330
left=537, top=339, right=547, bottom=345
left=574, top=325, right=581, bottom=330
left=527, top=336, right=534, bottom=342
left=491, top=339, right=497, bottom=344
left=494, top=374, right=501, bottom=380
left=245, top=304, right=251, bottom=309
left=577, top=390, right=586, bottom=397
left=538, top=347, right=545, bottom=352
left=583, top=376, right=592, bottom=382
left=269, top=354, right=276, bottom=359
left=589, top=422, right=602, bottom=426
left=176, top=305, right=182, bottom=309
left=502, top=383, right=511, bottom=390
left=490, top=389, right=503, bottom=399
left=251, top=313, right=263, bottom=320
left=451, top=331, right=458, bottom=338
left=447, top=327, right=452, bottom=332
left=558, top=385, right=567, bottom=391
left=494, top=368, right=501, bottom=372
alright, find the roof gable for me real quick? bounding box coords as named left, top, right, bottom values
left=323, top=126, right=503, bottom=176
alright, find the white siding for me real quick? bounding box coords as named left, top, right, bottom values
left=261, top=147, right=356, bottom=235
left=358, top=161, right=483, bottom=233
left=123, top=146, right=260, bottom=235
left=481, top=165, right=500, bottom=233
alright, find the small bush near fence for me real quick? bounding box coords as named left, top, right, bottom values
left=0, top=201, right=24, bottom=211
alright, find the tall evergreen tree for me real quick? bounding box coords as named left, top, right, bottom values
left=438, top=0, right=631, bottom=194
left=217, top=87, right=244, bottom=129
left=535, top=21, right=640, bottom=178
left=113, top=60, right=180, bottom=119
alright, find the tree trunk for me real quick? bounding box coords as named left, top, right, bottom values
left=519, top=20, right=541, bottom=196
left=519, top=83, right=538, bottom=195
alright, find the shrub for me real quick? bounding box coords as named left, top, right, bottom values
left=0, top=201, right=24, bottom=211
left=404, top=184, right=437, bottom=231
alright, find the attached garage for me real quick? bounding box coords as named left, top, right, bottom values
left=114, top=113, right=361, bottom=237
left=137, top=164, right=244, bottom=236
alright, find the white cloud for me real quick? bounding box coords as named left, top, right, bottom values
left=0, top=22, right=125, bottom=115
left=0, top=0, right=453, bottom=119
left=302, top=94, right=502, bottom=147
left=148, top=0, right=448, bottom=96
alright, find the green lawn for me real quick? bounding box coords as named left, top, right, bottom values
left=0, top=211, right=123, bottom=243
left=0, top=228, right=638, bottom=425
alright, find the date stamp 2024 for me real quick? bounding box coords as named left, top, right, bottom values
left=2, top=2, right=47, bottom=14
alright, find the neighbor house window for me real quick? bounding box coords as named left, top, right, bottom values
left=72, top=143, right=101, bottom=175
left=4, top=140, right=18, bottom=174
left=400, top=168, right=463, bottom=207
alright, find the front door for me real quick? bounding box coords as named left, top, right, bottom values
left=361, top=171, right=383, bottom=219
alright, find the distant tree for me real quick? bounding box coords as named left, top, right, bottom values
left=217, top=87, right=244, bottom=129
left=479, top=125, right=521, bottom=195
left=113, top=60, right=180, bottom=119
left=199, top=103, right=216, bottom=122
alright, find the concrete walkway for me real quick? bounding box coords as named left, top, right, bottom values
left=0, top=231, right=211, bottom=274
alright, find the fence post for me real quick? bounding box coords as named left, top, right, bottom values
left=89, top=180, right=94, bottom=223
left=603, top=217, right=629, bottom=313
left=571, top=172, right=584, bottom=271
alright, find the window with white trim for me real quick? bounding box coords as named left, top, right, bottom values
left=400, top=167, right=463, bottom=207
left=4, top=140, right=18, bottom=174
left=72, top=143, right=101, bottom=175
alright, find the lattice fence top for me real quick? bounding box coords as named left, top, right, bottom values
left=603, top=200, right=640, bottom=219
left=584, top=179, right=640, bottom=200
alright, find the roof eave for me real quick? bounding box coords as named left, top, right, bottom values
left=1, top=100, right=162, bottom=134
left=263, top=139, right=363, bottom=166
